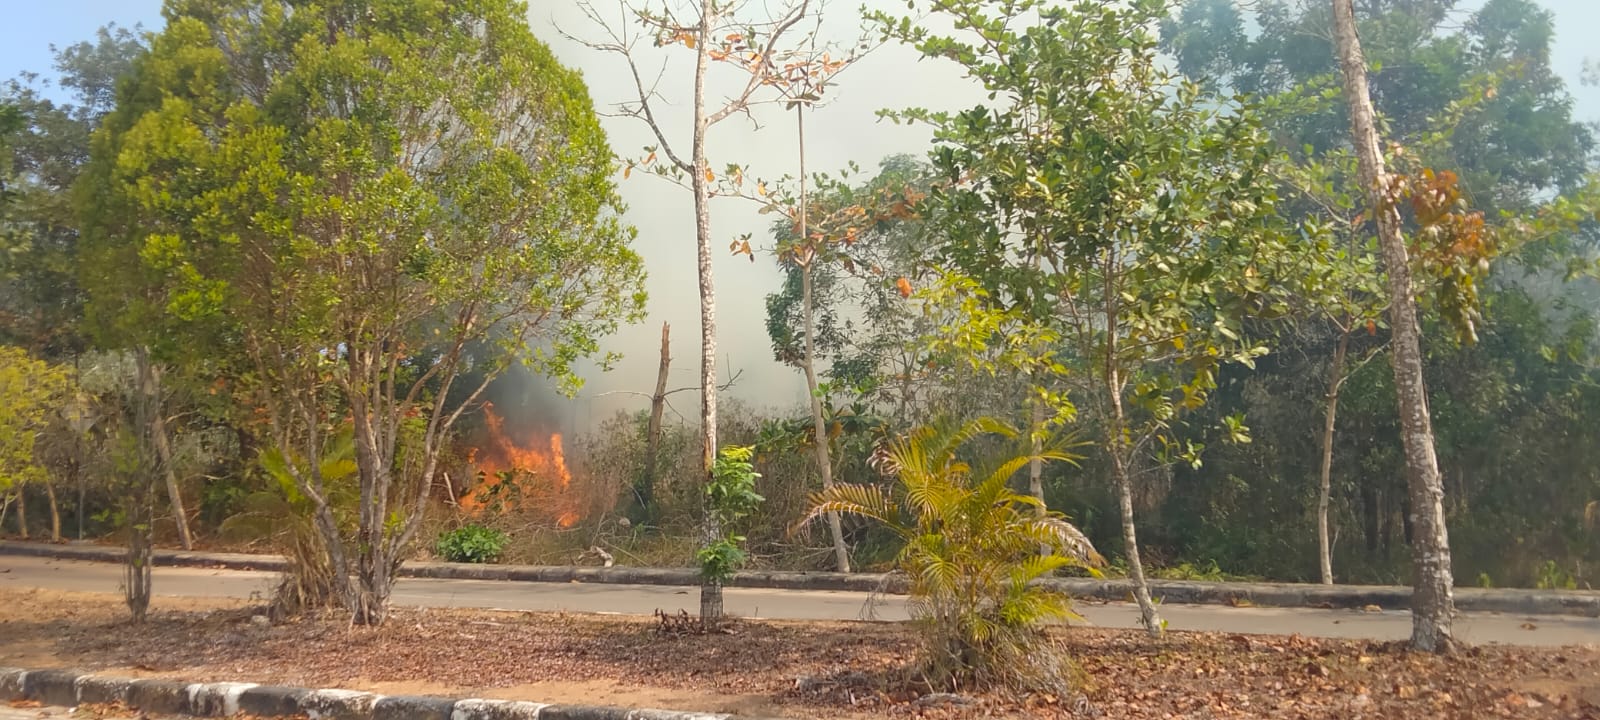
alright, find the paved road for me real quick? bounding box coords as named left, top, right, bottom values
left=3, top=555, right=1597, bottom=646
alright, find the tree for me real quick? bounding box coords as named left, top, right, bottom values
left=765, top=155, right=943, bottom=427
left=878, top=0, right=1310, bottom=636
left=1160, top=0, right=1590, bottom=586
left=766, top=155, right=927, bottom=571
left=2, top=26, right=201, bottom=554
left=1, top=25, right=144, bottom=361
left=0, top=346, right=74, bottom=536
left=572, top=0, right=848, bottom=625
left=1330, top=0, right=1454, bottom=652
left=83, top=0, right=645, bottom=625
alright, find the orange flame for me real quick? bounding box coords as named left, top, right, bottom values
left=462, top=402, right=578, bottom=527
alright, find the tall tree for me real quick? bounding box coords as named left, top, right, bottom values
left=1, top=25, right=144, bottom=360
left=1330, top=0, right=1454, bottom=652
left=765, top=155, right=926, bottom=571
left=1, top=26, right=195, bottom=551
left=1162, top=0, right=1590, bottom=585
left=83, top=0, right=645, bottom=625
left=573, top=0, right=842, bottom=625
left=879, top=0, right=1312, bottom=636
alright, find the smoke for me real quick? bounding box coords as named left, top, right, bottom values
left=481, top=364, right=575, bottom=437
left=530, top=2, right=988, bottom=430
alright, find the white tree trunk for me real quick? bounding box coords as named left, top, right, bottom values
left=1107, top=373, right=1162, bottom=637
left=691, top=0, right=724, bottom=629
left=1102, top=257, right=1161, bottom=637
left=796, top=105, right=851, bottom=573
left=1318, top=330, right=1350, bottom=585
left=147, top=383, right=194, bottom=551
left=1330, top=0, right=1455, bottom=652
left=1029, top=392, right=1046, bottom=512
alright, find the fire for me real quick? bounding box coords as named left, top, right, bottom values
left=461, top=402, right=579, bottom=528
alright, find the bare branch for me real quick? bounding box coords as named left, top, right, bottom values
left=704, top=0, right=811, bottom=128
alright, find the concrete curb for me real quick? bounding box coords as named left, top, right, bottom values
left=0, top=667, right=751, bottom=720
left=4, top=539, right=1597, bottom=617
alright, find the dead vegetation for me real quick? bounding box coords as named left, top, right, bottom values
left=1, top=588, right=1597, bottom=719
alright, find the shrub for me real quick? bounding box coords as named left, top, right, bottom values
left=698, top=445, right=764, bottom=584
left=803, top=417, right=1102, bottom=694
left=436, top=524, right=509, bottom=564
left=224, top=425, right=362, bottom=619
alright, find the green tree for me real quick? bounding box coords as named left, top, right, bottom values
left=0, top=25, right=144, bottom=361
left=764, top=155, right=942, bottom=425
left=0, top=346, right=74, bottom=535
left=764, top=155, right=929, bottom=571
left=83, top=0, right=646, bottom=625
left=1160, top=0, right=1595, bottom=592
left=877, top=0, right=1312, bottom=636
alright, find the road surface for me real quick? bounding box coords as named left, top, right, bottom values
left=3, top=555, right=1596, bottom=646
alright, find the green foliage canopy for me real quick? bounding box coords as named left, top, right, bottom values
left=80, top=0, right=646, bottom=623
left=0, top=346, right=75, bottom=492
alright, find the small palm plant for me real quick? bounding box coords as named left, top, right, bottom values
left=802, top=416, right=1102, bottom=694
left=220, top=426, right=359, bottom=618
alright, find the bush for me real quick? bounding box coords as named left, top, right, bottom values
left=435, top=524, right=508, bottom=564
left=804, top=417, right=1103, bottom=694
left=697, top=445, right=764, bottom=584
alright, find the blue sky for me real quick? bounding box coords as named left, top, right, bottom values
left=0, top=1, right=161, bottom=87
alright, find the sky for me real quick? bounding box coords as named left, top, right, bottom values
left=4, top=0, right=1599, bottom=432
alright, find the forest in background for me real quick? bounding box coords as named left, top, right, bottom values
left=1, top=0, right=1597, bottom=601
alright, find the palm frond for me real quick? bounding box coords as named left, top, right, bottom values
left=976, top=455, right=1034, bottom=501
left=1024, top=516, right=1105, bottom=567
left=1011, top=553, right=1077, bottom=585
left=798, top=484, right=901, bottom=533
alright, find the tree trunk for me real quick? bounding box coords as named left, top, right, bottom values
left=124, top=499, right=153, bottom=623
left=691, top=0, right=723, bottom=630
left=1101, top=259, right=1162, bottom=637
left=354, top=554, right=393, bottom=626
left=797, top=104, right=851, bottom=573
left=349, top=384, right=391, bottom=627
left=127, top=347, right=161, bottom=623
left=803, top=265, right=851, bottom=571
left=76, top=453, right=86, bottom=540
left=641, top=321, right=671, bottom=522
left=311, top=497, right=354, bottom=608
left=1029, top=391, right=1046, bottom=513
left=1318, top=330, right=1350, bottom=585
left=14, top=484, right=26, bottom=539
left=1106, top=372, right=1162, bottom=637
left=44, top=480, right=61, bottom=542
left=148, top=398, right=194, bottom=551
left=1330, top=0, right=1455, bottom=653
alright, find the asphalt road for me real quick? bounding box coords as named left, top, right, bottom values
left=3, top=555, right=1597, bottom=646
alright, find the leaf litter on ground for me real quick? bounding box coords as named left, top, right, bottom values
left=0, top=588, right=1596, bottom=719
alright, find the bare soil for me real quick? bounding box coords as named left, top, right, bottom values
left=1, top=588, right=1596, bottom=719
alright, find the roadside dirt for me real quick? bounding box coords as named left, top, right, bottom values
left=1, top=587, right=1596, bottom=719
